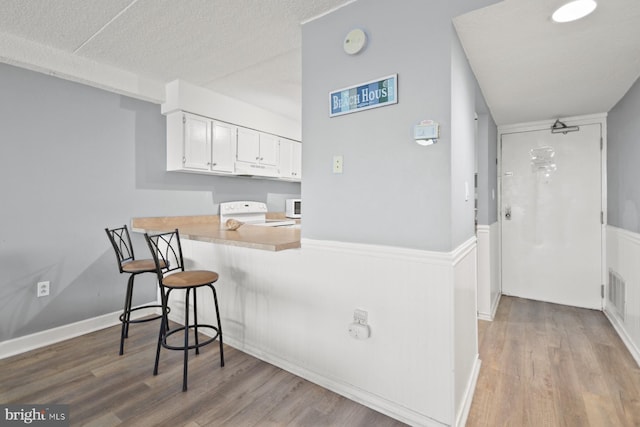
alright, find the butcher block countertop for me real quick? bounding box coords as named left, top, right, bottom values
left=131, top=214, right=301, bottom=252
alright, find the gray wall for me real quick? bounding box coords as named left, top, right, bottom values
left=476, top=114, right=498, bottom=225
left=608, top=75, right=640, bottom=232
left=0, top=63, right=300, bottom=341
left=476, top=85, right=498, bottom=226
left=301, top=0, right=497, bottom=251
left=451, top=30, right=480, bottom=248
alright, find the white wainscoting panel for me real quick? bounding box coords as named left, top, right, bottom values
left=476, top=226, right=491, bottom=320
left=489, top=222, right=501, bottom=318
left=605, top=226, right=640, bottom=367
left=452, top=237, right=480, bottom=427
left=166, top=237, right=479, bottom=427
left=476, top=223, right=501, bottom=321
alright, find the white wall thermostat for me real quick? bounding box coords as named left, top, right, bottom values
left=414, top=120, right=440, bottom=146
left=343, top=28, right=367, bottom=55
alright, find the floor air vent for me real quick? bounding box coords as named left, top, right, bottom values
left=608, top=269, right=626, bottom=321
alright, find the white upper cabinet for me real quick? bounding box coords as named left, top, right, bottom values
left=183, top=114, right=211, bottom=170
left=211, top=121, right=236, bottom=173
left=236, top=127, right=260, bottom=164
left=279, top=139, right=302, bottom=181
left=166, top=110, right=299, bottom=180
left=236, top=128, right=279, bottom=176
left=167, top=112, right=236, bottom=174
left=257, top=133, right=279, bottom=167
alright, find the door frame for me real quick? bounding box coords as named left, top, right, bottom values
left=496, top=113, right=608, bottom=309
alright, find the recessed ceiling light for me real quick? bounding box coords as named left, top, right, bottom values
left=552, top=0, right=597, bottom=23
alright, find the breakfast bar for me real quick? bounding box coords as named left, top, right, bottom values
left=131, top=214, right=300, bottom=252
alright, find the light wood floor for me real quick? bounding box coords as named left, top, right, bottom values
left=467, top=296, right=640, bottom=427
left=0, top=320, right=406, bottom=427
left=3, top=297, right=640, bottom=426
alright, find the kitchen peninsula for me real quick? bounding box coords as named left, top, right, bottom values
left=131, top=214, right=300, bottom=251
left=130, top=211, right=476, bottom=427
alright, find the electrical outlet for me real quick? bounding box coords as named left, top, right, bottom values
left=333, top=155, right=343, bottom=174
left=37, top=281, right=50, bottom=298
left=348, top=322, right=371, bottom=339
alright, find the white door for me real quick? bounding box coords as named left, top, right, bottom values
left=501, top=123, right=602, bottom=309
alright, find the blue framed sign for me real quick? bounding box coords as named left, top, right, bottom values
left=329, top=74, right=397, bottom=117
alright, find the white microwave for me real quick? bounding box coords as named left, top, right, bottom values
left=285, top=199, right=301, bottom=218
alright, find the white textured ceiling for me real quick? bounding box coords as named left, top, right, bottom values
left=0, top=0, right=639, bottom=126
left=0, top=0, right=350, bottom=121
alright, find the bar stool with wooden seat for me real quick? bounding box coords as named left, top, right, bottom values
left=144, top=228, right=224, bottom=391
left=105, top=225, right=165, bottom=355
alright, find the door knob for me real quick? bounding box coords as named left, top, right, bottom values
left=505, top=206, right=512, bottom=220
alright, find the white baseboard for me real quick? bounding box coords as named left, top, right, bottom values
left=604, top=308, right=640, bottom=368
left=490, top=293, right=501, bottom=319
left=222, top=335, right=449, bottom=427
left=0, top=303, right=158, bottom=360
left=456, top=356, right=481, bottom=427
left=478, top=292, right=502, bottom=321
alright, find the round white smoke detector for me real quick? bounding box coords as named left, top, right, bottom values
left=343, top=29, right=367, bottom=55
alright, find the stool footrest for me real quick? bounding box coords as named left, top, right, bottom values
left=119, top=305, right=168, bottom=324
left=162, top=325, right=221, bottom=351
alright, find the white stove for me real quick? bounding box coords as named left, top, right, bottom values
left=219, top=201, right=296, bottom=228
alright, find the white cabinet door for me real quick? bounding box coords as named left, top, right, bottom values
left=237, top=128, right=279, bottom=167
left=279, top=139, right=294, bottom=178
left=183, top=114, right=211, bottom=170
left=258, top=133, right=279, bottom=167
left=236, top=128, right=261, bottom=164
left=236, top=128, right=281, bottom=176
left=279, top=139, right=302, bottom=181
left=211, top=121, right=236, bottom=173
left=291, top=141, right=302, bottom=179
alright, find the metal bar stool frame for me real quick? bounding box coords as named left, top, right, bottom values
left=105, top=225, right=165, bottom=355
left=145, top=229, right=224, bottom=391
